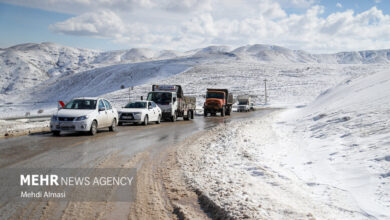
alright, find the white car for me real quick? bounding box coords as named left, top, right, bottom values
left=118, top=100, right=162, bottom=126
left=50, top=97, right=119, bottom=136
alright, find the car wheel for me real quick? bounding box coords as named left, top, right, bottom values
left=143, top=115, right=148, bottom=126
left=156, top=115, right=161, bottom=124
left=90, top=120, right=97, bottom=135
left=109, top=119, right=116, bottom=131
left=52, top=131, right=60, bottom=136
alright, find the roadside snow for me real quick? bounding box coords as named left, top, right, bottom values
left=276, top=70, right=390, bottom=219
left=179, top=69, right=390, bottom=219
left=0, top=119, right=49, bottom=138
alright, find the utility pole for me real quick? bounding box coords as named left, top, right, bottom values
left=264, top=79, right=268, bottom=105
left=128, top=86, right=133, bottom=103
left=128, top=75, right=133, bottom=103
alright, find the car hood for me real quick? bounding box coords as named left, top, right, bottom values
left=56, top=109, right=95, bottom=117
left=119, top=108, right=146, bottom=113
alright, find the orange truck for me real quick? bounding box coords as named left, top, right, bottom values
left=203, top=89, right=233, bottom=117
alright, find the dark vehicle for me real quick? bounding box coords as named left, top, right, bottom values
left=204, top=89, right=233, bottom=117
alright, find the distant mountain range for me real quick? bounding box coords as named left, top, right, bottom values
left=1, top=42, right=389, bottom=99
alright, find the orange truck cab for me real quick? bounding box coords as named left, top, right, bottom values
left=204, top=89, right=233, bottom=117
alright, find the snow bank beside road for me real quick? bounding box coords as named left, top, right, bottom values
left=179, top=112, right=370, bottom=219
left=277, top=70, right=390, bottom=219
left=179, top=70, right=390, bottom=219
left=0, top=119, right=49, bottom=138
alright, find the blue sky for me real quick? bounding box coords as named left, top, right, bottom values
left=0, top=3, right=121, bottom=50
left=0, top=0, right=389, bottom=52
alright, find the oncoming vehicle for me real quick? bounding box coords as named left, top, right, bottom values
left=50, top=97, right=118, bottom=136
left=204, top=89, right=233, bottom=117
left=237, top=95, right=254, bottom=112
left=147, top=85, right=196, bottom=122
left=118, top=100, right=162, bottom=126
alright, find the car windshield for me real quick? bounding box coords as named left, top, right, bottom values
left=147, top=92, right=172, bottom=105
left=64, top=99, right=97, bottom=109
left=238, top=101, right=248, bottom=105
left=124, top=102, right=147, bottom=108
left=206, top=92, right=224, bottom=99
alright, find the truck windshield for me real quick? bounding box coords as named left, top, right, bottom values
left=64, top=99, right=97, bottom=109
left=147, top=92, right=172, bottom=104
left=124, top=102, right=146, bottom=108
left=206, top=92, right=224, bottom=99
left=238, top=101, right=248, bottom=105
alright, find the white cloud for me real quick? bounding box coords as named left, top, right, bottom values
left=336, top=3, right=342, bottom=8
left=3, top=0, right=390, bottom=52
left=277, top=0, right=317, bottom=8
left=162, top=0, right=212, bottom=12
left=49, top=10, right=128, bottom=38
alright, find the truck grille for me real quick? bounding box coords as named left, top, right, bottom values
left=206, top=102, right=220, bottom=108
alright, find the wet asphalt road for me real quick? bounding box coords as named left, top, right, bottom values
left=0, top=109, right=274, bottom=169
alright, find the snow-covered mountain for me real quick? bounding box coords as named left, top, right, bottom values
left=233, top=44, right=390, bottom=64
left=1, top=42, right=390, bottom=118
left=0, top=42, right=187, bottom=95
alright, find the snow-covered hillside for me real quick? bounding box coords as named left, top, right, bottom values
left=1, top=42, right=390, bottom=118
left=2, top=42, right=390, bottom=99
left=178, top=69, right=390, bottom=219
left=0, top=42, right=186, bottom=96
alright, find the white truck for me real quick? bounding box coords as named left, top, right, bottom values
left=146, top=85, right=196, bottom=122
left=237, top=95, right=254, bottom=112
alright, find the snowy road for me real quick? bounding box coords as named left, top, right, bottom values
left=0, top=110, right=273, bottom=169
left=0, top=109, right=275, bottom=219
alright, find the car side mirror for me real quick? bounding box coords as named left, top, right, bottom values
left=173, top=97, right=177, bottom=102
left=149, top=106, right=153, bottom=109
left=99, top=107, right=105, bottom=111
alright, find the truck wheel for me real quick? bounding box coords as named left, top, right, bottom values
left=171, top=114, right=177, bottom=122
left=226, top=107, right=231, bottom=116
left=190, top=110, right=194, bottom=119
left=90, top=121, right=97, bottom=135
left=221, top=107, right=225, bottom=117
left=204, top=111, right=207, bottom=117
left=184, top=111, right=190, bottom=120
left=52, top=131, right=60, bottom=136
left=143, top=115, right=149, bottom=126
left=109, top=119, right=116, bottom=132
left=118, top=122, right=123, bottom=126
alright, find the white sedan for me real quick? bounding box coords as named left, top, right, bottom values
left=118, top=101, right=162, bottom=126
left=50, top=97, right=119, bottom=135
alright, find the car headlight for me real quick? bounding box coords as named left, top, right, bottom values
left=75, top=115, right=89, bottom=121
left=51, top=115, right=58, bottom=121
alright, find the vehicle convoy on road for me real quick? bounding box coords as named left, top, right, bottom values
left=50, top=97, right=118, bottom=136
left=147, top=85, right=196, bottom=122
left=204, top=88, right=233, bottom=117
left=237, top=95, right=254, bottom=112
left=118, top=100, right=162, bottom=126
